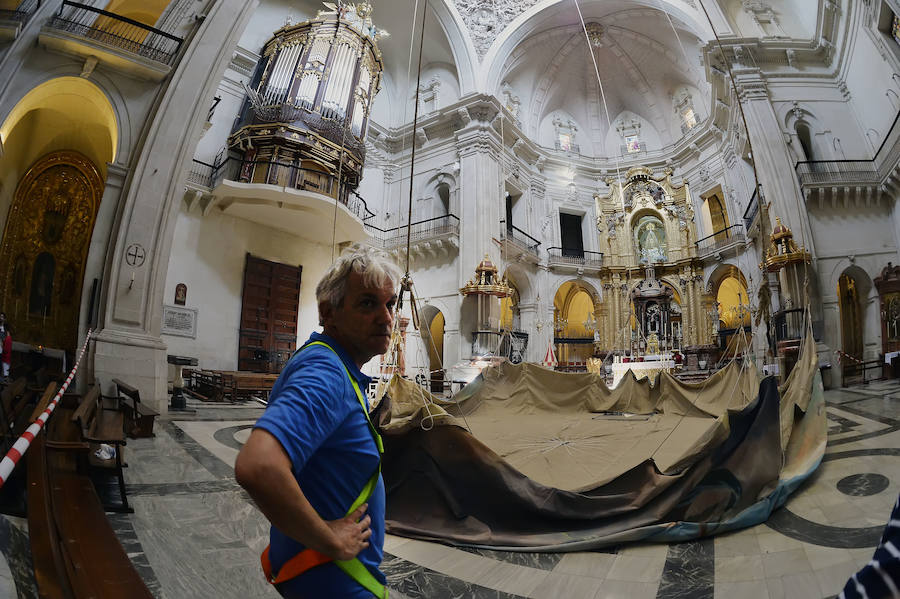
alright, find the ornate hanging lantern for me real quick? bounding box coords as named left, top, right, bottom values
left=762, top=217, right=811, bottom=272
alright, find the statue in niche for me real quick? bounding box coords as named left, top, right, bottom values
left=29, top=252, right=55, bottom=317
left=637, top=219, right=667, bottom=263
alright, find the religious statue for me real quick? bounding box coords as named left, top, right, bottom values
left=639, top=221, right=666, bottom=263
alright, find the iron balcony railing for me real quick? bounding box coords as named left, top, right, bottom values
left=189, top=157, right=375, bottom=222
left=547, top=247, right=604, bottom=268
left=743, top=187, right=759, bottom=232
left=795, top=110, right=900, bottom=188
left=364, top=214, right=460, bottom=248
left=1, top=0, right=40, bottom=25
left=187, top=159, right=215, bottom=188
left=695, top=223, right=746, bottom=255
left=499, top=220, right=540, bottom=257
left=47, top=1, right=183, bottom=65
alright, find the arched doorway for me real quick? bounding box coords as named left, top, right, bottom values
left=419, top=305, right=445, bottom=392
left=0, top=76, right=117, bottom=351
left=553, top=281, right=599, bottom=368
left=0, top=152, right=104, bottom=350
left=838, top=271, right=865, bottom=361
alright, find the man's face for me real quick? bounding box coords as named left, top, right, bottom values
left=321, top=270, right=397, bottom=368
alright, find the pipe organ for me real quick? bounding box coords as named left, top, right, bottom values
left=228, top=2, right=384, bottom=196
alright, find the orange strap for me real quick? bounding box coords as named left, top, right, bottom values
left=261, top=544, right=332, bottom=585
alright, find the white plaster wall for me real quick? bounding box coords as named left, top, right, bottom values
left=236, top=0, right=314, bottom=54
left=161, top=204, right=334, bottom=370
left=845, top=29, right=900, bottom=152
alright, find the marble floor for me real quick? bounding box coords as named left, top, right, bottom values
left=4, top=379, right=900, bottom=598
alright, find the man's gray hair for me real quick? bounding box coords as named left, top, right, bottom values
left=316, top=245, right=403, bottom=310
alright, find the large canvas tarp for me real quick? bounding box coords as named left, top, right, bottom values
left=375, top=334, right=825, bottom=550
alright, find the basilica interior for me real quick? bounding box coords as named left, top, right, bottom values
left=2, top=0, right=900, bottom=597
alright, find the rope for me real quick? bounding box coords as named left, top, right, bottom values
left=0, top=329, right=92, bottom=489
left=403, top=0, right=428, bottom=277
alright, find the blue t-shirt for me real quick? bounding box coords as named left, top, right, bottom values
left=254, top=332, right=385, bottom=599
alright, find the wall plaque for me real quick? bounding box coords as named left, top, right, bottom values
left=162, top=304, right=197, bottom=338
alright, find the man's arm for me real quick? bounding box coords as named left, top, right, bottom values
left=235, top=428, right=371, bottom=561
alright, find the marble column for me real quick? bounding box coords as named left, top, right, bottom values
left=93, top=0, right=259, bottom=415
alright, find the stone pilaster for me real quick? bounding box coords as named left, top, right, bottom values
left=733, top=70, right=816, bottom=257
left=93, top=0, right=259, bottom=414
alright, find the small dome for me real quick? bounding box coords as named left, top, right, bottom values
left=771, top=217, right=792, bottom=241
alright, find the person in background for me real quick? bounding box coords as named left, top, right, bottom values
left=235, top=246, right=401, bottom=598
left=0, top=313, right=11, bottom=381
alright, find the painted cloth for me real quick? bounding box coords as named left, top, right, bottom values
left=255, top=331, right=384, bottom=598
left=840, top=494, right=900, bottom=598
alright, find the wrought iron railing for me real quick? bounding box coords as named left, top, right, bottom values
left=0, top=0, right=40, bottom=25
left=189, top=157, right=375, bottom=222
left=547, top=247, right=603, bottom=268
left=795, top=110, right=900, bottom=187
left=499, top=220, right=540, bottom=257
left=743, top=187, right=759, bottom=232
left=47, top=1, right=183, bottom=65
left=695, top=223, right=746, bottom=255
left=365, top=214, right=460, bottom=248
left=187, top=159, right=215, bottom=188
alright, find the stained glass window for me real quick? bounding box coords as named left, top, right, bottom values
left=558, top=133, right=572, bottom=152
left=893, top=13, right=900, bottom=46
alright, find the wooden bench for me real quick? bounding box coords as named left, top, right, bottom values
left=28, top=385, right=152, bottom=598
left=112, top=378, right=157, bottom=438
left=68, top=384, right=131, bottom=513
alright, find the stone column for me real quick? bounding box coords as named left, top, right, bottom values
left=733, top=70, right=816, bottom=256
left=93, top=0, right=259, bottom=415
left=517, top=301, right=538, bottom=362
left=455, top=103, right=502, bottom=291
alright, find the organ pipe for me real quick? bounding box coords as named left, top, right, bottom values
left=229, top=1, right=385, bottom=193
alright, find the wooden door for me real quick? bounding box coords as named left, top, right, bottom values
left=238, top=255, right=302, bottom=373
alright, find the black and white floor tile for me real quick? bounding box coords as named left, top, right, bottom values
left=7, top=383, right=900, bottom=598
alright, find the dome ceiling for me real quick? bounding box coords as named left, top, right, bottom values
left=497, top=2, right=710, bottom=151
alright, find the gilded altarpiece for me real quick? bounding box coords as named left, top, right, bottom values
left=594, top=167, right=711, bottom=349
left=0, top=152, right=103, bottom=351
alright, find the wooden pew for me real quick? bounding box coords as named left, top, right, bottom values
left=27, top=384, right=152, bottom=598
left=112, top=378, right=157, bottom=438
left=71, top=385, right=131, bottom=513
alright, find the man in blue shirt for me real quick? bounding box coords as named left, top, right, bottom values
left=236, top=246, right=401, bottom=598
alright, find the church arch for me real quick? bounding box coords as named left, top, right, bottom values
left=0, top=151, right=105, bottom=351
left=419, top=304, right=446, bottom=379
left=837, top=265, right=874, bottom=362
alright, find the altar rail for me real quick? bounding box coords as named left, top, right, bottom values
left=47, top=1, right=183, bottom=65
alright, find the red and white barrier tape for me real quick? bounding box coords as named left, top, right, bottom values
left=0, top=330, right=92, bottom=488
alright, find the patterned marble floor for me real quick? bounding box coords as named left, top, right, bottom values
left=4, top=379, right=900, bottom=598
